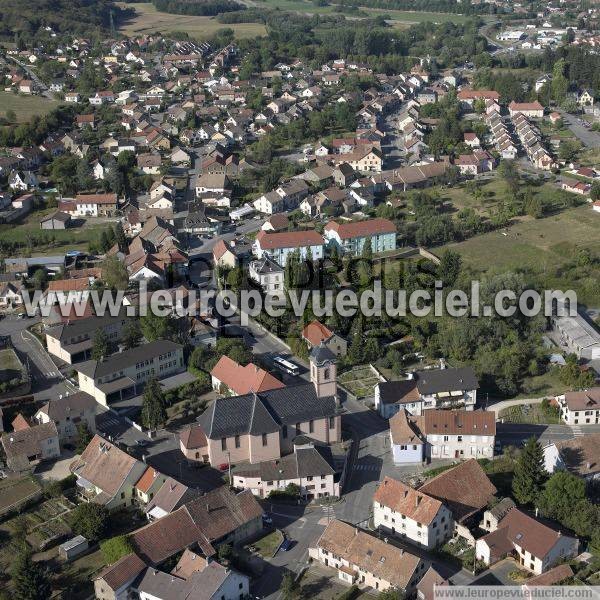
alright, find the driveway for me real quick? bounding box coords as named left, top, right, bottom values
left=35, top=449, right=78, bottom=481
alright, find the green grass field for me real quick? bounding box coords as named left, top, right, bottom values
left=440, top=205, right=600, bottom=272
left=0, top=91, right=59, bottom=122
left=117, top=2, right=267, bottom=39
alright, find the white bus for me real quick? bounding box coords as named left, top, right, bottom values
left=273, top=356, right=300, bottom=376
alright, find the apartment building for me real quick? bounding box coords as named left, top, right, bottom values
left=45, top=313, right=128, bottom=364
left=180, top=345, right=341, bottom=466
left=323, top=218, right=396, bottom=256
left=248, top=256, right=285, bottom=293
left=309, top=519, right=429, bottom=594
left=375, top=367, right=479, bottom=418
left=254, top=229, right=324, bottom=267
left=373, top=477, right=453, bottom=550
left=75, top=340, right=184, bottom=405
left=557, top=386, right=600, bottom=424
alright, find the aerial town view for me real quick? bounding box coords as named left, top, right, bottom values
left=0, top=0, right=600, bottom=598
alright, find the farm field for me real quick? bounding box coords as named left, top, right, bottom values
left=117, top=3, right=267, bottom=39
left=254, top=0, right=469, bottom=23
left=0, top=91, right=59, bottom=122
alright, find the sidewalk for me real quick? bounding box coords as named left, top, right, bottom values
left=488, top=397, right=545, bottom=416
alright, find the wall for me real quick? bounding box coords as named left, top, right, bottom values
left=392, top=441, right=423, bottom=465
left=427, top=434, right=494, bottom=460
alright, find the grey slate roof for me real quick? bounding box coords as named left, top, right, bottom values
left=235, top=445, right=336, bottom=481
left=198, top=383, right=337, bottom=439
left=309, top=344, right=336, bottom=366
left=414, top=367, right=479, bottom=394
left=76, top=339, right=182, bottom=379
left=46, top=312, right=127, bottom=342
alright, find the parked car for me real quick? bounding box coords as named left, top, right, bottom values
left=279, top=538, right=293, bottom=552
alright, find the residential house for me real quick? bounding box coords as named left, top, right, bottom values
left=145, top=477, right=202, bottom=521
left=556, top=388, right=600, bottom=425
left=508, top=101, right=545, bottom=118
left=134, top=466, right=167, bottom=505
left=475, top=507, right=578, bottom=574
left=309, top=519, right=428, bottom=594
left=34, top=391, right=97, bottom=443
left=232, top=440, right=339, bottom=500
left=248, top=256, right=285, bottom=294
left=389, top=408, right=495, bottom=463
left=179, top=346, right=341, bottom=466
left=418, top=459, right=497, bottom=539
left=254, top=229, right=324, bottom=266
left=70, top=435, right=147, bottom=510
left=301, top=320, right=347, bottom=356
left=45, top=277, right=92, bottom=306
left=75, top=340, right=185, bottom=405
left=0, top=281, right=24, bottom=310
left=210, top=355, right=284, bottom=396
left=373, top=477, right=453, bottom=549
left=1, top=421, right=60, bottom=472
left=543, top=433, right=600, bottom=481
left=74, top=193, right=119, bottom=217
left=374, top=367, right=479, bottom=418
left=40, top=210, right=72, bottom=229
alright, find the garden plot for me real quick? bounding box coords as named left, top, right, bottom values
left=338, top=365, right=382, bottom=399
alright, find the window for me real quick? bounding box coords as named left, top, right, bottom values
left=329, top=416, right=335, bottom=429
left=309, top=420, right=314, bottom=433
left=457, top=435, right=462, bottom=442
left=443, top=435, right=449, bottom=442
left=324, top=368, right=330, bottom=379
left=235, top=435, right=240, bottom=448
left=221, top=438, right=227, bottom=451
left=262, top=433, right=268, bottom=446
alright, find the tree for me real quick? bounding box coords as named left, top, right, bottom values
left=140, top=313, right=175, bottom=342
left=70, top=503, right=109, bottom=541
left=537, top=471, right=586, bottom=525
left=114, top=222, right=127, bottom=252
left=11, top=549, right=51, bottom=600
left=590, top=181, right=600, bottom=201
left=141, top=378, right=167, bottom=430
left=91, top=329, right=112, bottom=360
left=218, top=543, right=233, bottom=562
left=32, top=268, right=48, bottom=290
left=438, top=250, right=461, bottom=286
left=281, top=572, right=299, bottom=600
left=122, top=319, right=142, bottom=349
left=512, top=437, right=546, bottom=505
left=551, top=59, right=569, bottom=104
left=100, top=535, right=134, bottom=564
left=75, top=422, right=93, bottom=453
left=102, top=255, right=128, bottom=290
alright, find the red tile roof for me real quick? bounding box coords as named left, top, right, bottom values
left=135, top=467, right=159, bottom=494
left=324, top=218, right=396, bottom=239
left=96, top=552, right=146, bottom=591
left=301, top=320, right=333, bottom=346
left=418, top=459, right=497, bottom=523
left=457, top=89, right=499, bottom=101
left=422, top=409, right=496, bottom=436
left=180, top=424, right=208, bottom=450
left=210, top=355, right=284, bottom=396
left=11, top=413, right=31, bottom=431
left=255, top=229, right=323, bottom=250
left=75, top=193, right=118, bottom=205
left=374, top=477, right=443, bottom=525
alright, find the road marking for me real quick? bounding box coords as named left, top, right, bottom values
left=570, top=426, right=584, bottom=437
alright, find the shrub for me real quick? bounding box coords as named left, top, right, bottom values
left=100, top=535, right=134, bottom=564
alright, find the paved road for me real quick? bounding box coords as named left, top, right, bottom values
left=3, top=54, right=53, bottom=99
left=559, top=110, right=600, bottom=148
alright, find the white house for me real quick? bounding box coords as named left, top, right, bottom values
left=556, top=388, right=600, bottom=425
left=543, top=433, right=600, bottom=481
left=476, top=507, right=578, bottom=575
left=373, top=477, right=453, bottom=549
left=248, top=256, right=285, bottom=293
left=324, top=218, right=396, bottom=255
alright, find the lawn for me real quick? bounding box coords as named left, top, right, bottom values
left=117, top=2, right=267, bottom=39
left=0, top=213, right=109, bottom=257
left=0, top=91, right=59, bottom=122
left=0, top=347, right=23, bottom=377
left=440, top=205, right=600, bottom=274
left=245, top=529, right=283, bottom=558
left=0, top=476, right=42, bottom=515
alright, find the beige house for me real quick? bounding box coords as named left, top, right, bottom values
left=373, top=477, right=453, bottom=550
left=1, top=421, right=60, bottom=472
left=34, top=391, right=97, bottom=443
left=309, top=519, right=429, bottom=594
left=75, top=340, right=184, bottom=405
left=232, top=440, right=339, bottom=500
left=476, top=507, right=578, bottom=574
left=180, top=345, right=341, bottom=467
left=134, top=466, right=167, bottom=504
left=70, top=435, right=147, bottom=511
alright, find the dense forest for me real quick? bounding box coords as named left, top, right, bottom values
left=328, top=0, right=488, bottom=15
left=0, top=0, right=131, bottom=38
left=151, top=0, right=243, bottom=16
